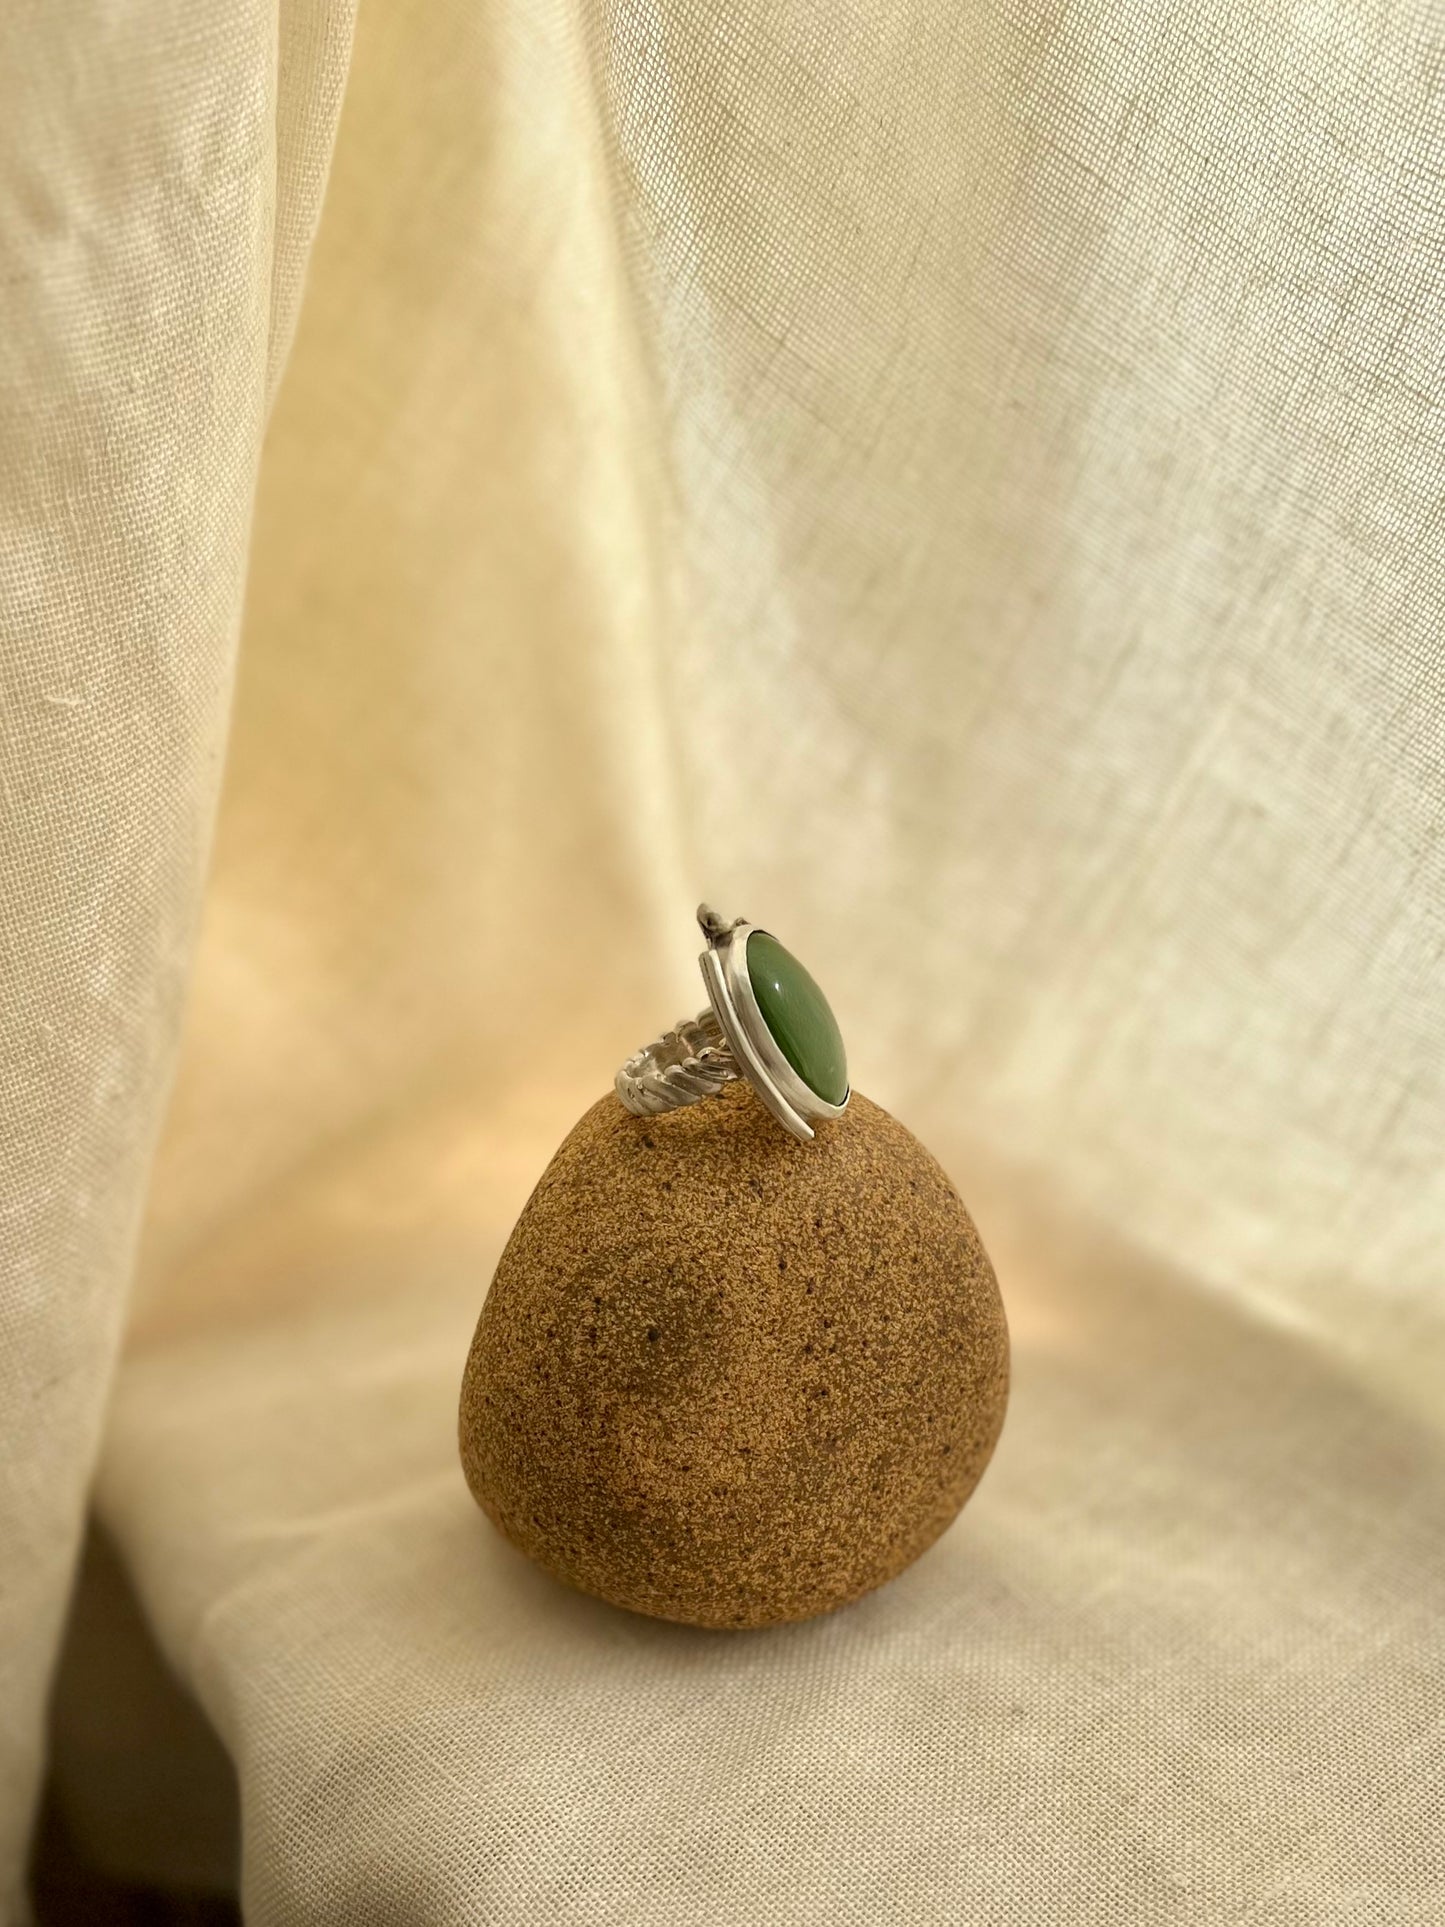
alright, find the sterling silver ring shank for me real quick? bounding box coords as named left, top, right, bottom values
left=615, top=905, right=849, bottom=1143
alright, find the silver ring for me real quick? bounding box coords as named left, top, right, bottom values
left=615, top=905, right=850, bottom=1142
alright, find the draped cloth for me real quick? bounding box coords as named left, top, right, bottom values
left=3, top=1, right=1442, bottom=1918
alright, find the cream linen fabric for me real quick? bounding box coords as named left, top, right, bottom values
left=1, top=0, right=354, bottom=1901
left=5, top=0, right=1444, bottom=1920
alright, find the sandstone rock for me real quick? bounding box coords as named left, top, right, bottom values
left=460, top=1083, right=1008, bottom=1628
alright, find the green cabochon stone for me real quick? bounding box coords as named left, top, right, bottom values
left=746, top=930, right=849, bottom=1107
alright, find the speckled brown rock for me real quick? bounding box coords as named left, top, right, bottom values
left=459, top=1083, right=1008, bottom=1628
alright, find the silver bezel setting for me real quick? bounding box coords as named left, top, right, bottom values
left=699, top=917, right=850, bottom=1143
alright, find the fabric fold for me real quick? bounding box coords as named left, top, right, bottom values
left=0, top=2, right=353, bottom=1904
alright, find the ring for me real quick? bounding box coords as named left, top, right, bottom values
left=615, top=905, right=850, bottom=1142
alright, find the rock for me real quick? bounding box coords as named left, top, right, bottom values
left=459, top=1082, right=1008, bottom=1628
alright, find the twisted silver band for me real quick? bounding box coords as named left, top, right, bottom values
left=614, top=1008, right=740, bottom=1115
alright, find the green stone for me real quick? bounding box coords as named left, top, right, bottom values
left=746, top=930, right=849, bottom=1106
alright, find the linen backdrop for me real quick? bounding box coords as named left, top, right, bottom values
left=4, top=0, right=1444, bottom=1920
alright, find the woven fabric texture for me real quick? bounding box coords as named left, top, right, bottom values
left=3, top=0, right=1443, bottom=1919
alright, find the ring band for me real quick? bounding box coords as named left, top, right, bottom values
left=616, top=905, right=850, bottom=1142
